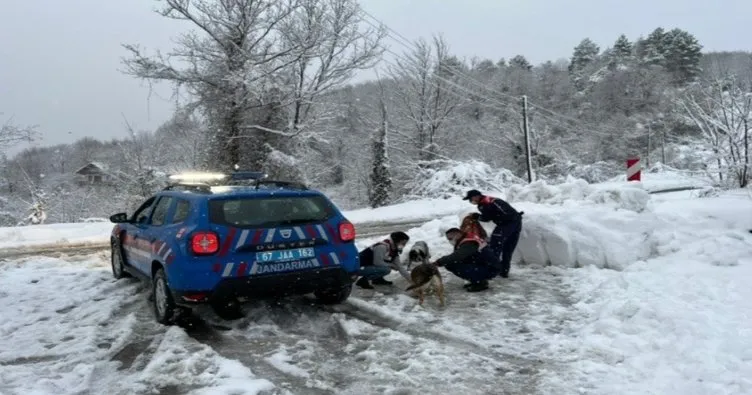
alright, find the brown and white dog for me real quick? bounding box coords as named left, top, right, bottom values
left=405, top=262, right=445, bottom=307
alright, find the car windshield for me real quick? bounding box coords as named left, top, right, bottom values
left=208, top=195, right=336, bottom=228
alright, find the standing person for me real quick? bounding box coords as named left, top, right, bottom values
left=356, top=231, right=411, bottom=289
left=463, top=189, right=523, bottom=278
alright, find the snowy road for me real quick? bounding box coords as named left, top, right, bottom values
left=0, top=252, right=577, bottom=395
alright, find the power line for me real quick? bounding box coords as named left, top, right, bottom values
left=358, top=7, right=631, bottom=138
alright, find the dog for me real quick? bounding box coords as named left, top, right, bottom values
left=405, top=262, right=445, bottom=307
left=406, top=241, right=430, bottom=270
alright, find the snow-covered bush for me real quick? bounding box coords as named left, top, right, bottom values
left=263, top=146, right=308, bottom=185
left=0, top=196, right=19, bottom=226
left=401, top=160, right=524, bottom=200
left=506, top=177, right=651, bottom=212
left=537, top=160, right=622, bottom=183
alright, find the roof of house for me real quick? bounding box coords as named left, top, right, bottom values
left=74, top=162, right=109, bottom=174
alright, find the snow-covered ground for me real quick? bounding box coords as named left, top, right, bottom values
left=1, top=173, right=750, bottom=394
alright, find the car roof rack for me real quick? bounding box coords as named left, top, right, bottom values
left=163, top=171, right=308, bottom=193
left=163, top=182, right=213, bottom=193
left=251, top=180, right=308, bottom=190
left=225, top=170, right=308, bottom=190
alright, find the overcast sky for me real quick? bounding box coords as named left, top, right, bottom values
left=1, top=0, right=749, bottom=154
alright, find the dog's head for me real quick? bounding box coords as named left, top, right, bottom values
left=408, top=249, right=426, bottom=263
left=408, top=241, right=430, bottom=264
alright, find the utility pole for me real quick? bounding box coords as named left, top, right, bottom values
left=521, top=95, right=534, bottom=183
left=661, top=127, right=666, bottom=164
left=646, top=123, right=652, bottom=168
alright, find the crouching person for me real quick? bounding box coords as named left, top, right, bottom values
left=433, top=226, right=500, bottom=292
left=356, top=231, right=411, bottom=289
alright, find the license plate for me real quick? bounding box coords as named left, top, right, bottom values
left=255, top=248, right=315, bottom=263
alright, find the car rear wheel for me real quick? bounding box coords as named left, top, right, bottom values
left=110, top=240, right=131, bottom=280
left=314, top=283, right=353, bottom=305
left=152, top=268, right=177, bottom=325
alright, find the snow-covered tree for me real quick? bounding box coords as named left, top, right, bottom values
left=509, top=55, right=532, bottom=71
left=569, top=38, right=600, bottom=90
left=369, top=83, right=391, bottom=208
left=122, top=0, right=384, bottom=174
left=610, top=34, right=633, bottom=68
left=677, top=75, right=751, bottom=187
left=25, top=188, right=48, bottom=225
left=0, top=115, right=38, bottom=153
left=636, top=28, right=667, bottom=66
left=390, top=34, right=463, bottom=163
left=663, top=29, right=703, bottom=84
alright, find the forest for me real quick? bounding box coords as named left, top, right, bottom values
left=1, top=0, right=749, bottom=225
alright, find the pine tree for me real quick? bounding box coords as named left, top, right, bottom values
left=369, top=97, right=391, bottom=208
left=663, top=28, right=703, bottom=84
left=637, top=28, right=667, bottom=66
left=568, top=38, right=600, bottom=90
left=509, top=55, right=532, bottom=71
left=612, top=35, right=633, bottom=61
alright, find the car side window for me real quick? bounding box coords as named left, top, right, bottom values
left=150, top=197, right=174, bottom=226
left=170, top=199, right=191, bottom=224
left=132, top=197, right=156, bottom=224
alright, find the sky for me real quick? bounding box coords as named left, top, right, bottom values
left=1, top=0, right=750, bottom=155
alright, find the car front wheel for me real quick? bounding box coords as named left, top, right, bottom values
left=314, top=283, right=353, bottom=305
left=152, top=268, right=177, bottom=325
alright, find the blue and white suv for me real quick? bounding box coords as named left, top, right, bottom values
left=108, top=172, right=359, bottom=324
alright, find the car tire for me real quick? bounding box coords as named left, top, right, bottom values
left=314, top=283, right=353, bottom=305
left=110, top=240, right=131, bottom=280
left=152, top=268, right=177, bottom=325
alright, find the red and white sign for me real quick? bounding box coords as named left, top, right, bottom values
left=626, top=158, right=641, bottom=181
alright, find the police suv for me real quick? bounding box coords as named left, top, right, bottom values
left=108, top=171, right=359, bottom=324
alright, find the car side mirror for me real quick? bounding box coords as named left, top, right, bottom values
left=109, top=213, right=129, bottom=223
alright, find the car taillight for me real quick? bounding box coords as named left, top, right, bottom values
left=339, top=221, right=355, bottom=242
left=190, top=231, right=219, bottom=255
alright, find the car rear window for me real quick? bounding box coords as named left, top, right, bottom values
left=208, top=195, right=336, bottom=228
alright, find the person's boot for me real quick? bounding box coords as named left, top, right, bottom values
left=499, top=271, right=509, bottom=278
left=466, top=281, right=489, bottom=292
left=355, top=278, right=374, bottom=289
left=371, top=277, right=393, bottom=285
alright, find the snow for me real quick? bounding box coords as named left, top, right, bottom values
left=1, top=174, right=750, bottom=394
left=351, top=183, right=752, bottom=394
left=0, top=221, right=113, bottom=250
left=0, top=256, right=274, bottom=395
left=541, top=190, right=752, bottom=394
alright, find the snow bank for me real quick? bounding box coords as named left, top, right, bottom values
left=541, top=191, right=752, bottom=394
left=0, top=222, right=113, bottom=249
left=505, top=178, right=651, bottom=212
left=357, top=201, right=659, bottom=271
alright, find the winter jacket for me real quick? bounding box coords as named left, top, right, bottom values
left=435, top=229, right=489, bottom=267
left=477, top=195, right=522, bottom=226
left=358, top=239, right=411, bottom=281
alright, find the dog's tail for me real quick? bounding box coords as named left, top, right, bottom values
left=405, top=277, right=431, bottom=291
